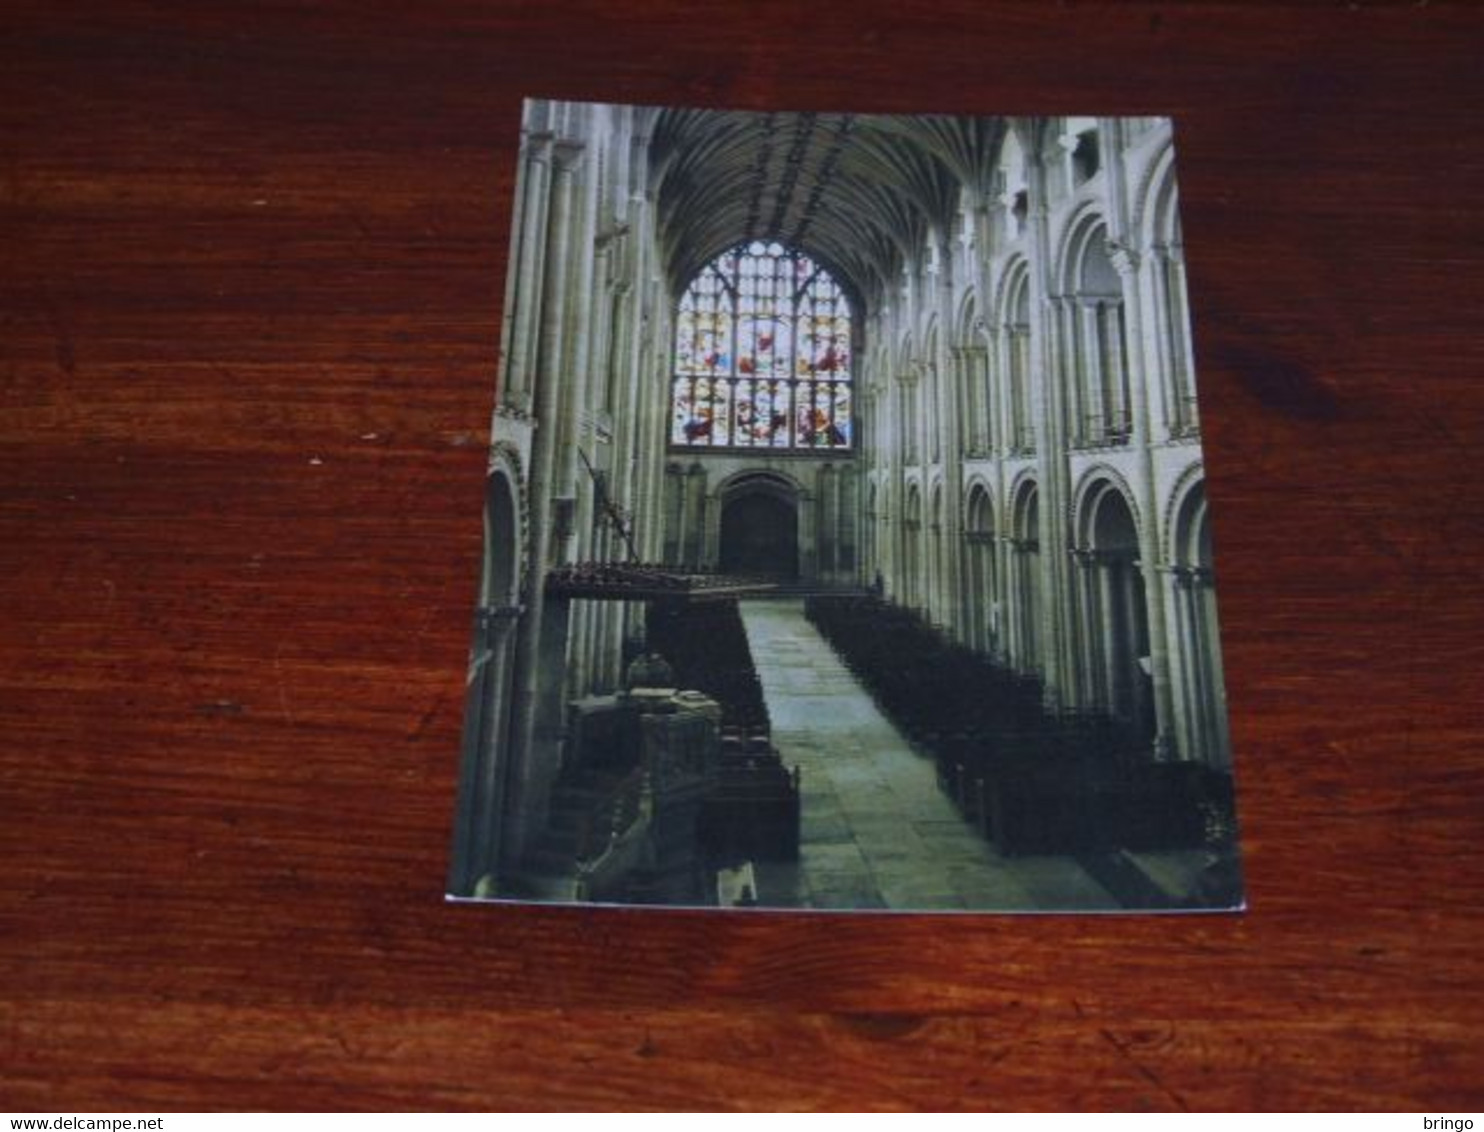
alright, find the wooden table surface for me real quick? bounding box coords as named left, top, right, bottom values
left=4, top=0, right=1483, bottom=1112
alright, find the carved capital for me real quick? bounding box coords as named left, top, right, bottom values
left=551, top=138, right=586, bottom=173
left=521, top=129, right=555, bottom=162
left=1106, top=239, right=1141, bottom=279
left=476, top=604, right=525, bottom=634
left=1168, top=564, right=1214, bottom=589
left=497, top=395, right=534, bottom=421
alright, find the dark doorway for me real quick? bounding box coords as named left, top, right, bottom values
left=720, top=491, right=799, bottom=579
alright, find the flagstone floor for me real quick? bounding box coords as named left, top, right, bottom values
left=738, top=599, right=1122, bottom=912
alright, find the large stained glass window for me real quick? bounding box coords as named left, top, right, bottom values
left=672, top=241, right=853, bottom=452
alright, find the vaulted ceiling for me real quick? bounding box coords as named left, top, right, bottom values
left=649, top=109, right=1010, bottom=316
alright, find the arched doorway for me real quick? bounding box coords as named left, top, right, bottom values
left=1079, top=479, right=1153, bottom=742
left=720, top=484, right=799, bottom=580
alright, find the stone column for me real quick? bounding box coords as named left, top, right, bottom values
left=1012, top=328, right=1031, bottom=451
left=1201, top=568, right=1230, bottom=767
left=1170, top=244, right=1195, bottom=434
left=1174, top=564, right=1225, bottom=767
left=892, top=372, right=913, bottom=600
left=1113, top=239, right=1176, bottom=758
left=1027, top=164, right=1074, bottom=709
left=818, top=463, right=835, bottom=580
left=503, top=130, right=553, bottom=414
left=936, top=272, right=966, bottom=639
left=685, top=463, right=706, bottom=568
left=506, top=136, right=583, bottom=859
left=553, top=139, right=601, bottom=565
left=1078, top=298, right=1105, bottom=442
left=799, top=487, right=818, bottom=583
left=1106, top=300, right=1131, bottom=433
left=1069, top=549, right=1097, bottom=709
left=1144, top=242, right=1188, bottom=437
left=702, top=489, right=721, bottom=570
left=1098, top=554, right=1122, bottom=713
left=1166, top=567, right=1195, bottom=761
left=1172, top=566, right=1205, bottom=761
left=450, top=604, right=523, bottom=894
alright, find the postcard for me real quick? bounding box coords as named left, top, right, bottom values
left=446, top=99, right=1243, bottom=912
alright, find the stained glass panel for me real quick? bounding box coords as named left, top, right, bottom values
left=672, top=242, right=853, bottom=452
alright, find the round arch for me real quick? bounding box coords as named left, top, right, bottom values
left=455, top=454, right=526, bottom=897
left=1056, top=207, right=1131, bottom=446
left=895, top=330, right=916, bottom=378
left=1168, top=471, right=1230, bottom=768
left=1009, top=473, right=1040, bottom=542
left=963, top=481, right=998, bottom=655
left=904, top=481, right=923, bottom=523
left=1133, top=139, right=1179, bottom=251
left=717, top=470, right=801, bottom=580
left=1171, top=475, right=1212, bottom=570
left=954, top=287, right=979, bottom=343
left=1073, top=474, right=1152, bottom=740
left=923, top=316, right=944, bottom=462
left=963, top=477, right=996, bottom=533
left=953, top=288, right=993, bottom=455
left=1072, top=465, right=1142, bottom=551
left=1164, top=460, right=1207, bottom=564
left=1135, top=143, right=1198, bottom=437
left=994, top=257, right=1034, bottom=452
left=483, top=448, right=526, bottom=609
left=1007, top=476, right=1042, bottom=674
left=717, top=467, right=803, bottom=505
left=991, top=254, right=1031, bottom=327
left=1053, top=202, right=1111, bottom=295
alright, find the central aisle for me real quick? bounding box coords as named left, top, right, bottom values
left=738, top=599, right=1120, bottom=911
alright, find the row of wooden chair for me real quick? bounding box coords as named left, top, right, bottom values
left=806, top=595, right=1229, bottom=856
left=646, top=599, right=771, bottom=735
left=647, top=599, right=799, bottom=862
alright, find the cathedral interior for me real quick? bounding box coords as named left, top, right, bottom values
left=447, top=100, right=1241, bottom=911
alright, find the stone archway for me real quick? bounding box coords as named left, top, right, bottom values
left=964, top=484, right=996, bottom=655
left=452, top=467, right=525, bottom=896
left=1171, top=477, right=1228, bottom=767
left=1009, top=479, right=1041, bottom=675
left=1078, top=479, right=1152, bottom=741
left=719, top=479, right=799, bottom=580
left=486, top=469, right=520, bottom=607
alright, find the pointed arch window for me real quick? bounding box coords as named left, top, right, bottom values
left=671, top=240, right=853, bottom=451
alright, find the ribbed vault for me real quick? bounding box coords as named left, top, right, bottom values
left=650, top=109, right=1011, bottom=315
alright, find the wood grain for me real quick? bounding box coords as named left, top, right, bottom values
left=3, top=0, right=1483, bottom=1111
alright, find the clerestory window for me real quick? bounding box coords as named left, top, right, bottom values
left=671, top=240, right=853, bottom=452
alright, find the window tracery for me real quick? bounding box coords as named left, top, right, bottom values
left=671, top=240, right=853, bottom=451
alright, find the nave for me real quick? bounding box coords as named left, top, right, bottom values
left=450, top=102, right=1241, bottom=909
left=740, top=599, right=1121, bottom=911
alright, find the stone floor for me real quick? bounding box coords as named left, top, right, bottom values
left=738, top=598, right=1123, bottom=912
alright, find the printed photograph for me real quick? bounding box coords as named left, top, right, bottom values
left=447, top=100, right=1243, bottom=912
